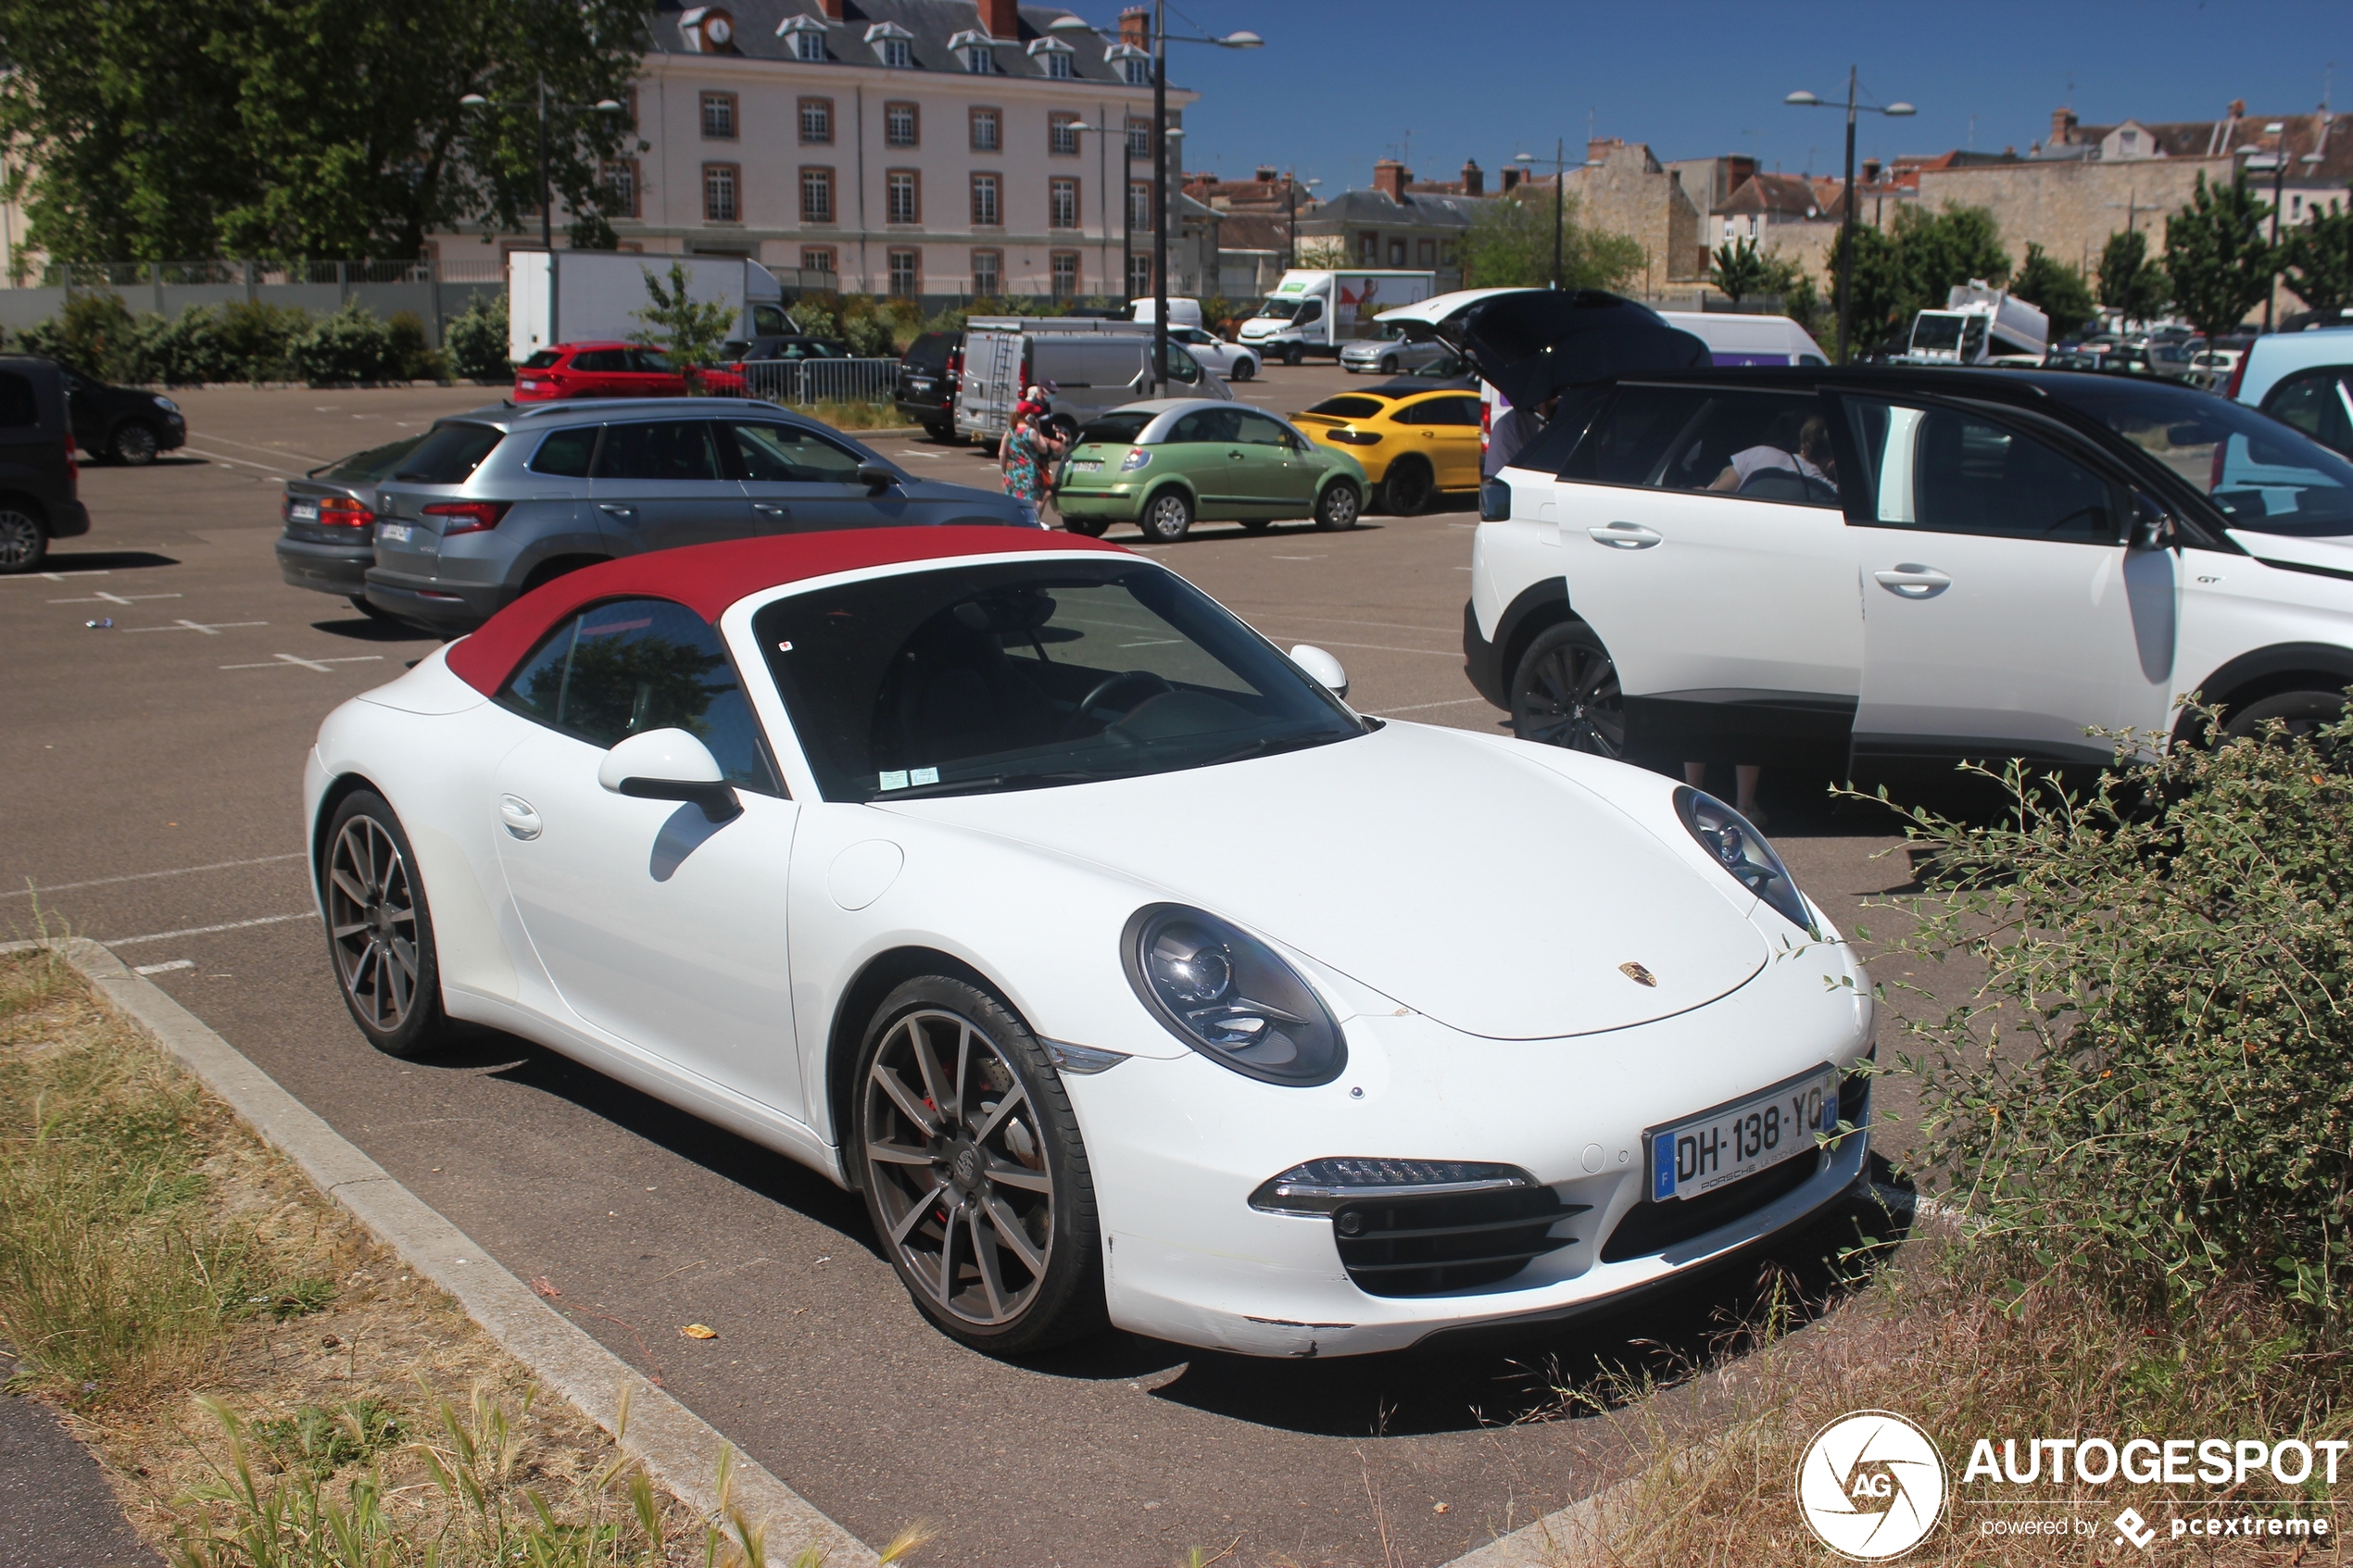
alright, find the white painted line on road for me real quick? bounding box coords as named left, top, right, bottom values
left=179, top=444, right=312, bottom=475
left=133, top=959, right=195, bottom=975
left=1368, top=696, right=1491, bottom=715
left=50, top=591, right=182, bottom=606
left=4, top=851, right=305, bottom=898
left=123, top=618, right=268, bottom=635
left=188, top=431, right=333, bottom=465
left=1270, top=556, right=1326, bottom=561
left=220, top=653, right=385, bottom=672
left=107, top=911, right=316, bottom=946
left=1, top=569, right=109, bottom=583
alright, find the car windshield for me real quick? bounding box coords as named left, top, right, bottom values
left=392, top=421, right=505, bottom=483
left=754, top=559, right=1368, bottom=803
left=1253, top=297, right=1302, bottom=320
left=2050, top=380, right=2353, bottom=536
left=1075, top=411, right=1153, bottom=447
left=1910, top=315, right=1965, bottom=354
left=314, top=433, right=428, bottom=482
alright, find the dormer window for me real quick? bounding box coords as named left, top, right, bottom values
left=968, top=48, right=992, bottom=72
left=884, top=38, right=910, bottom=67
left=1047, top=52, right=1074, bottom=80
left=797, top=30, right=824, bottom=61
left=948, top=29, right=1000, bottom=73
left=1027, top=37, right=1076, bottom=80
left=777, top=14, right=826, bottom=61
left=1123, top=57, right=1148, bottom=85
left=1106, top=44, right=1150, bottom=86
left=866, top=21, right=913, bottom=68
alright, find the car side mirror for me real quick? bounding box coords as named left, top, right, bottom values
left=857, top=463, right=899, bottom=495
left=1290, top=644, right=1349, bottom=700
left=2129, top=494, right=2175, bottom=552
left=598, top=728, right=741, bottom=823
left=1480, top=478, right=1512, bottom=521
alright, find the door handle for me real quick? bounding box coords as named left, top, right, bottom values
left=598, top=504, right=636, bottom=519
left=1872, top=564, right=1953, bottom=598
left=1228, top=450, right=1248, bottom=460
left=1587, top=521, right=1663, bottom=548
left=498, top=794, right=543, bottom=841
left=751, top=502, right=788, bottom=516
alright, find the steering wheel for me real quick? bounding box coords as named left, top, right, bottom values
left=1064, top=670, right=1173, bottom=736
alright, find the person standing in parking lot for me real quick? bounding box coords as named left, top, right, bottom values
left=1484, top=393, right=1559, bottom=478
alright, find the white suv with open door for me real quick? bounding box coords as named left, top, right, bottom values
left=1459, top=352, right=2353, bottom=768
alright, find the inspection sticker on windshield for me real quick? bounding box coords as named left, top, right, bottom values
left=878, top=771, right=908, bottom=791
left=378, top=523, right=412, bottom=544
left=1646, top=1065, right=1837, bottom=1202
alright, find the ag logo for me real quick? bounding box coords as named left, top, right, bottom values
left=1797, top=1411, right=1947, bottom=1560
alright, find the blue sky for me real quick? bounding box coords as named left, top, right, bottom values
left=1120, top=0, right=2347, bottom=193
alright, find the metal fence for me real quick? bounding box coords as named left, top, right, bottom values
left=729, top=358, right=900, bottom=407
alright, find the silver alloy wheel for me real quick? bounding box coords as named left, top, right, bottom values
left=1315, top=483, right=1360, bottom=530
left=1145, top=491, right=1191, bottom=542
left=112, top=422, right=159, bottom=464
left=326, top=815, right=421, bottom=1031
left=0, top=508, right=43, bottom=571
left=863, top=1008, right=1055, bottom=1328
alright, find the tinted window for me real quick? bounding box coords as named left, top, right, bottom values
left=631, top=349, right=677, bottom=373
left=497, top=597, right=773, bottom=790
left=0, top=371, right=35, bottom=428
left=393, top=422, right=505, bottom=483
left=727, top=422, right=865, bottom=483
left=317, top=433, right=427, bottom=482
left=2263, top=370, right=2353, bottom=461
left=901, top=332, right=954, bottom=371
left=1561, top=385, right=1710, bottom=485
left=1307, top=395, right=1386, bottom=420
left=593, top=421, right=723, bottom=482
left=2049, top=378, right=2353, bottom=536
left=754, top=560, right=1365, bottom=803
left=1159, top=344, right=1202, bottom=384
left=1400, top=395, right=1481, bottom=427
left=1076, top=410, right=1152, bottom=447
left=529, top=427, right=598, bottom=478
left=1232, top=410, right=1293, bottom=446
left=1848, top=402, right=2114, bottom=541
left=1167, top=408, right=1241, bottom=444
left=571, top=349, right=631, bottom=373
left=521, top=350, right=562, bottom=370
left=1647, top=391, right=1839, bottom=506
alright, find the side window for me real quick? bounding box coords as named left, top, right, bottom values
left=1232, top=410, right=1291, bottom=446
left=2264, top=370, right=2353, bottom=460
left=1164, top=343, right=1202, bottom=384
left=0, top=371, right=36, bottom=428
left=497, top=598, right=775, bottom=791
left=529, top=427, right=599, bottom=477
left=630, top=349, right=677, bottom=373
left=593, top=421, right=724, bottom=482
left=572, top=349, right=628, bottom=373
left=1649, top=391, right=1840, bottom=506
left=1846, top=401, right=2118, bottom=542
left=1432, top=396, right=1484, bottom=426
left=1560, top=386, right=1710, bottom=485
left=727, top=422, right=866, bottom=483
left=1168, top=408, right=1239, bottom=444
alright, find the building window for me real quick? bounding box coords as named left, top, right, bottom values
left=1050, top=115, right=1081, bottom=157
left=1044, top=51, right=1074, bottom=80
left=1051, top=252, right=1080, bottom=298
left=703, top=163, right=739, bottom=222
left=1050, top=177, right=1078, bottom=230
left=793, top=28, right=825, bottom=62
left=1128, top=181, right=1151, bottom=232
left=970, top=172, right=1000, bottom=228
left=972, top=249, right=1001, bottom=295
left=1441, top=241, right=1455, bottom=265
left=800, top=246, right=837, bottom=277
left=964, top=45, right=993, bottom=73
left=1722, top=216, right=1735, bottom=241
left=887, top=169, right=920, bottom=225
left=1126, top=118, right=1151, bottom=158
left=970, top=107, right=1001, bottom=151
left=601, top=159, right=639, bottom=219
left=1123, top=56, right=1149, bottom=86
left=880, top=37, right=911, bottom=69
left=1389, top=239, right=1406, bottom=267
left=1746, top=214, right=1758, bottom=239
left=1418, top=238, right=1435, bottom=266
left=1127, top=253, right=1152, bottom=297
left=885, top=101, right=918, bottom=148
left=700, top=93, right=736, bottom=141
left=888, top=248, right=921, bottom=296
left=799, top=97, right=832, bottom=144
left=1358, top=231, right=1378, bottom=263
left=799, top=166, right=834, bottom=224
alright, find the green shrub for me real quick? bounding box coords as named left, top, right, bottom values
left=213, top=301, right=308, bottom=383
left=444, top=293, right=510, bottom=381
left=17, top=290, right=141, bottom=381
left=384, top=310, right=446, bottom=382
left=133, top=307, right=233, bottom=385
left=290, top=301, right=396, bottom=384
left=1878, top=705, right=2353, bottom=1326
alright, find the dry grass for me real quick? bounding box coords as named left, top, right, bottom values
left=784, top=400, right=911, bottom=432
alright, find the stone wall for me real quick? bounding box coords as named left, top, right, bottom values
left=1914, top=156, right=2228, bottom=276
left=1563, top=141, right=1708, bottom=288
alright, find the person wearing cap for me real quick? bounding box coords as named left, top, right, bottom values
left=1000, top=383, right=1069, bottom=512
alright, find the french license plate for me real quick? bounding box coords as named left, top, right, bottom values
left=1070, top=458, right=1102, bottom=472
left=288, top=501, right=319, bottom=521
left=378, top=523, right=413, bottom=545
left=1647, top=1065, right=1838, bottom=1202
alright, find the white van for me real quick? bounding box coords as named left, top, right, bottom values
left=1240, top=270, right=1436, bottom=364
left=1128, top=297, right=1205, bottom=329
left=952, top=317, right=1227, bottom=445
left=1657, top=312, right=1829, bottom=367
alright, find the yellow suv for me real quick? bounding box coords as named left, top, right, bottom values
left=1288, top=389, right=1485, bottom=515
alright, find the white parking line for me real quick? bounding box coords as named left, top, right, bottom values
left=0, top=569, right=109, bottom=583
left=107, top=911, right=317, bottom=947
left=179, top=444, right=313, bottom=475
left=4, top=851, right=306, bottom=899
left=121, top=618, right=268, bottom=635
left=133, top=959, right=195, bottom=975
left=1367, top=696, right=1491, bottom=714
left=220, top=653, right=386, bottom=672
left=50, top=590, right=182, bottom=605
left=190, top=431, right=333, bottom=465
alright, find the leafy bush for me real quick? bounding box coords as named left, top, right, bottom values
left=134, top=307, right=236, bottom=385
left=384, top=309, right=446, bottom=382
left=1880, top=706, right=2353, bottom=1325
left=445, top=292, right=510, bottom=381
left=793, top=291, right=920, bottom=357
left=290, top=301, right=397, bottom=384
left=212, top=301, right=308, bottom=383
left=16, top=289, right=141, bottom=380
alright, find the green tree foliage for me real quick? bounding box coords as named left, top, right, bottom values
left=2165, top=172, right=2274, bottom=339
left=1708, top=239, right=1773, bottom=304
left=2281, top=196, right=2353, bottom=319
left=794, top=293, right=923, bottom=357
left=444, top=294, right=512, bottom=381
left=1832, top=204, right=2011, bottom=354
left=0, top=0, right=649, bottom=260
left=2096, top=229, right=2171, bottom=320
left=1462, top=193, right=1647, bottom=292
left=2009, top=243, right=2098, bottom=341
left=629, top=262, right=739, bottom=391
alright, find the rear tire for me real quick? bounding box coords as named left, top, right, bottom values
left=110, top=421, right=160, bottom=465
left=1510, top=621, right=1627, bottom=758
left=1140, top=488, right=1193, bottom=543
left=1230, top=358, right=1255, bottom=382
left=0, top=505, right=46, bottom=573
left=2222, top=689, right=2350, bottom=742
left=1284, top=345, right=1304, bottom=367
left=1313, top=481, right=1361, bottom=532
left=321, top=790, right=455, bottom=1060
left=1379, top=458, right=1434, bottom=517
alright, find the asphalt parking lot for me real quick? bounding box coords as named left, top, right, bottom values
left=2, top=370, right=1963, bottom=1566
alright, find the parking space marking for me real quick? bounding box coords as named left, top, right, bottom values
left=133, top=959, right=195, bottom=975
left=107, top=911, right=317, bottom=947
left=122, top=618, right=269, bottom=635
left=3, top=851, right=306, bottom=898
left=2, top=569, right=110, bottom=583
left=221, top=653, right=385, bottom=673
left=1367, top=696, right=1491, bottom=715
left=197, top=431, right=333, bottom=464
left=49, top=590, right=182, bottom=606
left=179, top=444, right=314, bottom=475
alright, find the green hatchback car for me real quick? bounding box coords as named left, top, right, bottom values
left=1053, top=399, right=1366, bottom=542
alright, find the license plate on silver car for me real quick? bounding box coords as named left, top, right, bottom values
left=288, top=501, right=319, bottom=521
left=378, top=523, right=413, bottom=545
left=1647, top=1065, right=1837, bottom=1201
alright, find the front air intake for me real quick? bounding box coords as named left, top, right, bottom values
left=1333, top=1185, right=1587, bottom=1298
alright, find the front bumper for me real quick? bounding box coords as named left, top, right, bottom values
left=362, top=567, right=509, bottom=633
left=276, top=536, right=373, bottom=597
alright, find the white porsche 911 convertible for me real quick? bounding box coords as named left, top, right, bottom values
left=304, top=526, right=1873, bottom=1358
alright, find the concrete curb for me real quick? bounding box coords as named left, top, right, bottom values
left=1441, top=1472, right=1642, bottom=1568
left=11, top=936, right=877, bottom=1567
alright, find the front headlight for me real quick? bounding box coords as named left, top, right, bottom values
left=152, top=395, right=180, bottom=412
left=1121, top=904, right=1346, bottom=1086
left=1675, top=787, right=1815, bottom=935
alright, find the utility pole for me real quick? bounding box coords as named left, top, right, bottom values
left=1151, top=0, right=1168, bottom=394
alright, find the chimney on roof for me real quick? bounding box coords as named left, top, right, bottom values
left=1587, top=137, right=1619, bottom=167
left=1119, top=6, right=1148, bottom=48
left=2051, top=107, right=2078, bottom=144
left=1462, top=158, right=1483, bottom=196
left=1500, top=167, right=1520, bottom=194
left=2230, top=98, right=2246, bottom=119
left=1373, top=158, right=1409, bottom=201
left=819, top=0, right=842, bottom=17
left=1862, top=157, right=1881, bottom=183
left=984, top=0, right=1021, bottom=39
left=1255, top=166, right=1277, bottom=183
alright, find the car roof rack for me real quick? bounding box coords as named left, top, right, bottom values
left=508, top=395, right=790, bottom=420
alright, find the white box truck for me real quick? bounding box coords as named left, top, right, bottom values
left=506, top=251, right=794, bottom=363
left=1239, top=269, right=1436, bottom=364
left=1896, top=279, right=2048, bottom=366
left=953, top=317, right=1227, bottom=445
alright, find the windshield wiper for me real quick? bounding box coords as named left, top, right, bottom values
left=1198, top=732, right=1349, bottom=769
left=870, top=770, right=1098, bottom=800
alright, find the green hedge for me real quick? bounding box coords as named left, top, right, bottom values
left=3, top=290, right=473, bottom=385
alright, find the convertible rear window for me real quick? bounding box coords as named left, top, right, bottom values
left=1075, top=410, right=1152, bottom=447
left=392, top=422, right=505, bottom=483
left=754, top=559, right=1366, bottom=802
left=1306, top=395, right=1387, bottom=420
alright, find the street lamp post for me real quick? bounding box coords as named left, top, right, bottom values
left=1513, top=142, right=1570, bottom=289
left=1786, top=69, right=1915, bottom=362
left=1070, top=118, right=1135, bottom=304
left=1051, top=8, right=1260, bottom=394
left=460, top=80, right=626, bottom=250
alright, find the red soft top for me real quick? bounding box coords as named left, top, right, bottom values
left=445, top=526, right=1132, bottom=696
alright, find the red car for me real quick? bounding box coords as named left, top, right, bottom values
left=511, top=341, right=750, bottom=402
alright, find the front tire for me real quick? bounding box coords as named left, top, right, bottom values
left=110, top=421, right=160, bottom=465
left=2223, top=689, right=2350, bottom=742
left=0, top=505, right=46, bottom=573
left=1140, top=488, right=1193, bottom=543
left=1510, top=621, right=1628, bottom=757
left=856, top=977, right=1105, bottom=1356
left=1063, top=514, right=1110, bottom=537
left=1379, top=356, right=1399, bottom=375
left=1284, top=345, right=1304, bottom=367
left=1314, top=480, right=1362, bottom=532
left=1379, top=458, right=1433, bottom=517
left=321, top=790, right=454, bottom=1059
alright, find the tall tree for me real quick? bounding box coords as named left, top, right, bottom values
left=2165, top=171, right=2273, bottom=340
left=2096, top=229, right=2171, bottom=320
left=2281, top=196, right=2353, bottom=320
left=2010, top=243, right=2098, bottom=341
left=1831, top=205, right=2008, bottom=353
left=1461, top=193, right=1647, bottom=292
left=1709, top=238, right=1772, bottom=304
left=0, top=0, right=649, bottom=261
